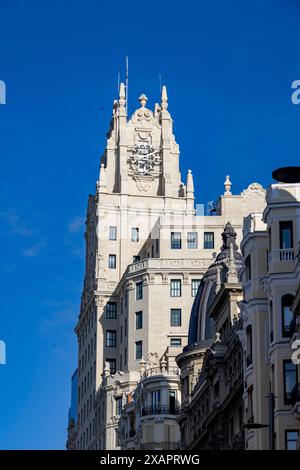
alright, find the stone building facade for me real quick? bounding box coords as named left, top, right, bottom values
left=66, top=82, right=267, bottom=450
left=239, top=175, right=300, bottom=450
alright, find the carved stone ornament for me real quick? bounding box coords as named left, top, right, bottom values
left=146, top=352, right=159, bottom=368
left=128, top=142, right=162, bottom=176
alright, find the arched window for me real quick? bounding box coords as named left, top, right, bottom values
left=246, top=325, right=253, bottom=367
left=282, top=294, right=294, bottom=337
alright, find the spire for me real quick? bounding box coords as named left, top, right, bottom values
left=97, top=163, right=107, bottom=193
left=119, top=82, right=126, bottom=112
left=186, top=169, right=194, bottom=197
left=161, top=85, right=168, bottom=110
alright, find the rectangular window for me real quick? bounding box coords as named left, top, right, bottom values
left=109, top=226, right=117, bottom=241
left=245, top=254, right=251, bottom=282
left=135, top=311, right=143, bottom=330
left=204, top=232, right=214, bottom=249
left=170, top=308, right=182, bottom=327
left=116, top=396, right=123, bottom=416
left=133, top=255, right=140, bottom=263
left=170, top=338, right=182, bottom=347
left=106, top=302, right=117, bottom=319
left=151, top=390, right=160, bottom=412
left=106, top=358, right=116, bottom=374
left=171, top=232, right=181, bottom=249
left=169, top=390, right=176, bottom=414
left=156, top=238, right=159, bottom=253
left=283, top=360, right=297, bottom=404
left=136, top=281, right=143, bottom=300
left=170, top=279, right=181, bottom=297
left=280, top=221, right=293, bottom=249
left=191, top=279, right=201, bottom=297
left=135, top=341, right=143, bottom=360
left=106, top=330, right=116, bottom=348
left=131, top=227, right=139, bottom=242
left=285, top=430, right=299, bottom=450
left=187, top=232, right=198, bottom=249
left=108, top=254, right=116, bottom=269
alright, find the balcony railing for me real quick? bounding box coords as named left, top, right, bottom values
left=292, top=383, right=300, bottom=404
left=290, top=315, right=300, bottom=335
left=141, top=405, right=180, bottom=416
left=269, top=249, right=295, bottom=263
left=142, top=366, right=180, bottom=379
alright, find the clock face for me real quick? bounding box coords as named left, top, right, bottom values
left=128, top=143, right=161, bottom=176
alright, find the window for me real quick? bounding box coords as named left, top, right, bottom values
left=136, top=281, right=143, bottom=300
left=285, top=430, right=299, bottom=450
left=246, top=325, right=253, bottom=367
left=171, top=232, right=181, bottom=249
left=135, top=311, right=143, bottom=330
left=282, top=294, right=294, bottom=337
left=280, top=221, right=293, bottom=249
left=106, top=302, right=117, bottom=319
left=170, top=309, right=182, bottom=327
left=170, top=279, right=181, bottom=297
left=204, top=232, right=214, bottom=249
left=109, top=226, right=117, bottom=241
left=187, top=232, right=198, bottom=249
left=170, top=338, right=182, bottom=347
left=169, top=390, right=176, bottom=414
left=108, top=254, right=116, bottom=269
left=133, top=255, right=140, bottom=263
left=156, top=238, right=159, bottom=253
left=151, top=245, right=154, bottom=258
left=131, top=227, right=139, bottom=242
left=245, top=255, right=251, bottom=282
left=116, top=397, right=123, bottom=416
left=106, top=330, right=116, bottom=348
left=135, top=341, right=142, bottom=360
left=191, top=279, right=201, bottom=297
left=283, top=361, right=298, bottom=404
left=151, top=390, right=161, bottom=412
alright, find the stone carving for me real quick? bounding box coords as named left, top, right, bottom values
left=146, top=352, right=159, bottom=369
left=224, top=175, right=232, bottom=194
left=128, top=142, right=162, bottom=176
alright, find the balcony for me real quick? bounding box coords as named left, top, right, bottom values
left=142, top=366, right=180, bottom=379
left=268, top=249, right=295, bottom=263
left=141, top=405, right=180, bottom=417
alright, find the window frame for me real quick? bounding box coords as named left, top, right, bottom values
left=170, top=337, right=182, bottom=347
left=108, top=254, right=116, bottom=269
left=171, top=232, right=182, bottom=250
left=106, top=302, right=117, bottom=319
left=285, top=430, right=299, bottom=450
left=170, top=308, right=182, bottom=327
left=281, top=294, right=294, bottom=338
left=203, top=232, right=214, bottom=249
left=135, top=340, right=143, bottom=360
left=187, top=232, right=198, bottom=249
left=131, top=227, right=139, bottom=243
left=106, top=330, right=117, bottom=348
left=170, top=279, right=182, bottom=297
left=136, top=281, right=143, bottom=300
left=279, top=221, right=293, bottom=250
left=109, top=226, right=117, bottom=241
left=191, top=279, right=201, bottom=297
left=135, top=311, right=143, bottom=330
left=283, top=360, right=298, bottom=404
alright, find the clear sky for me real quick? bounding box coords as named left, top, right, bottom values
left=0, top=0, right=300, bottom=449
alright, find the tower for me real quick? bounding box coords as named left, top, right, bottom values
left=67, top=84, right=267, bottom=450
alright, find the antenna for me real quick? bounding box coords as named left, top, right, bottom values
left=125, top=56, right=129, bottom=114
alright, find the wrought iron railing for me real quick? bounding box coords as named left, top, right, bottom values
left=141, top=405, right=180, bottom=416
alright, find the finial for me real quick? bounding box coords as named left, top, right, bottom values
left=119, top=82, right=125, bottom=99
left=187, top=169, right=194, bottom=194
left=139, top=93, right=148, bottom=107
left=161, top=85, right=168, bottom=110
left=224, top=175, right=232, bottom=195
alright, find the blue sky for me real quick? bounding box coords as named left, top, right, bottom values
left=0, top=0, right=300, bottom=449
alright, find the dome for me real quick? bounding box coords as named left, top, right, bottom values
left=186, top=222, right=242, bottom=349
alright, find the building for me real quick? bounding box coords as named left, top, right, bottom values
left=176, top=223, right=245, bottom=450
left=66, top=82, right=267, bottom=450
left=239, top=168, right=300, bottom=450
